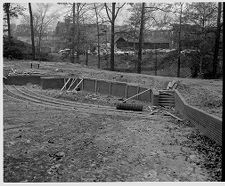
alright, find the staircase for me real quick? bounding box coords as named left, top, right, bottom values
left=158, top=90, right=175, bottom=107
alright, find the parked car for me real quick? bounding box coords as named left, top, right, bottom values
left=58, top=48, right=71, bottom=54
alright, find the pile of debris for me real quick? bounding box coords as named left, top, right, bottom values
left=166, top=80, right=179, bottom=90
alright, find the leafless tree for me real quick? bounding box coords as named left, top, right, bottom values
left=93, top=3, right=102, bottom=68
left=137, top=3, right=145, bottom=74
left=4, top=3, right=11, bottom=44
left=22, top=3, right=60, bottom=59
left=185, top=2, right=218, bottom=76
left=3, top=3, right=25, bottom=44
left=71, top=3, right=76, bottom=63
left=128, top=3, right=172, bottom=73
left=104, top=3, right=125, bottom=71
left=172, top=3, right=185, bottom=77
left=29, top=3, right=35, bottom=60
left=212, top=2, right=222, bottom=78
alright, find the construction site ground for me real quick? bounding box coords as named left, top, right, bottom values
left=3, top=59, right=222, bottom=182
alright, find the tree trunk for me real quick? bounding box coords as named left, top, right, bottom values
left=155, top=48, right=157, bottom=76
left=5, top=3, right=11, bottom=45
left=38, top=34, right=41, bottom=60
left=199, top=55, right=203, bottom=75
left=71, top=3, right=75, bottom=63
left=137, top=3, right=145, bottom=74
left=212, top=2, right=222, bottom=78
left=29, top=3, right=35, bottom=60
left=94, top=4, right=101, bottom=69
left=177, top=4, right=183, bottom=77
left=76, top=3, right=80, bottom=64
left=110, top=3, right=115, bottom=71
left=85, top=50, right=88, bottom=66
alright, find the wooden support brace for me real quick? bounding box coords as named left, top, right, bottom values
left=123, top=88, right=151, bottom=103
left=61, top=78, right=71, bottom=91
left=67, top=78, right=77, bottom=91
left=72, top=78, right=83, bottom=92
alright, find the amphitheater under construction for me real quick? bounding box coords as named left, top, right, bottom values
left=3, top=63, right=222, bottom=182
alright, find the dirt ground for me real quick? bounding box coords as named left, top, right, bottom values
left=3, top=59, right=222, bottom=182
left=3, top=87, right=221, bottom=182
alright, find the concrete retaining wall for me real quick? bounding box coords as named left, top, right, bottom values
left=96, top=80, right=111, bottom=95
left=111, top=82, right=127, bottom=98
left=4, top=75, right=154, bottom=103
left=41, top=77, right=64, bottom=90
left=139, top=87, right=151, bottom=102
left=127, top=85, right=139, bottom=100
left=174, top=90, right=222, bottom=146
left=4, top=75, right=41, bottom=85
left=83, top=78, right=96, bottom=92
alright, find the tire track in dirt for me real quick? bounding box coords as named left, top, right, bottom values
left=4, top=85, right=156, bottom=119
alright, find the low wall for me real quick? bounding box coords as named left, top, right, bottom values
left=3, top=75, right=154, bottom=103
left=82, top=78, right=152, bottom=102
left=174, top=90, right=222, bottom=146
left=41, top=77, right=64, bottom=89
left=111, top=82, right=127, bottom=97
left=4, top=75, right=41, bottom=85
left=139, top=87, right=151, bottom=102
left=127, top=85, right=139, bottom=100
left=96, top=80, right=111, bottom=95
left=83, top=79, right=95, bottom=92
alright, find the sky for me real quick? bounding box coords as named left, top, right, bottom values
left=11, top=3, right=132, bottom=28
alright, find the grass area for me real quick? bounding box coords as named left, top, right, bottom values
left=48, top=51, right=192, bottom=78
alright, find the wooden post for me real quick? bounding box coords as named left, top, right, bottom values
left=81, top=78, right=84, bottom=90
left=72, top=78, right=83, bottom=91
left=137, top=86, right=140, bottom=100
left=109, top=82, right=112, bottom=95
left=94, top=79, right=97, bottom=93
left=125, top=84, right=128, bottom=98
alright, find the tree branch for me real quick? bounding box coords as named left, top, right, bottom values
left=115, top=3, right=126, bottom=18
left=104, top=3, right=112, bottom=23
